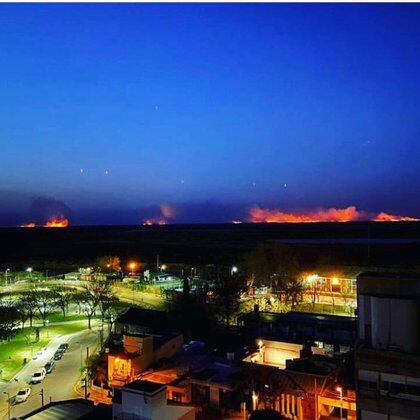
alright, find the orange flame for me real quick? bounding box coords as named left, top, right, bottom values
left=142, top=203, right=175, bottom=226
left=20, top=222, right=37, bottom=228
left=249, top=205, right=362, bottom=223
left=373, top=212, right=419, bottom=222
left=143, top=218, right=167, bottom=226
left=44, top=216, right=69, bottom=228
left=248, top=205, right=418, bottom=223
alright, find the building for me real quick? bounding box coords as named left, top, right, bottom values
left=114, top=307, right=175, bottom=335
left=238, top=306, right=356, bottom=355
left=138, top=341, right=242, bottom=414
left=355, top=272, right=420, bottom=419
left=19, top=398, right=111, bottom=419
left=108, top=332, right=184, bottom=386
left=112, top=380, right=195, bottom=420
left=242, top=337, right=356, bottom=419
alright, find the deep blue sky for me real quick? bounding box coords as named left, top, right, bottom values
left=0, top=4, right=419, bottom=224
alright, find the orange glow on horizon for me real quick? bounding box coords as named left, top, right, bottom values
left=373, top=212, right=419, bottom=222
left=20, top=222, right=36, bottom=228
left=249, top=205, right=361, bottom=223
left=44, top=216, right=69, bottom=228
left=248, top=205, right=418, bottom=223
left=143, top=218, right=167, bottom=226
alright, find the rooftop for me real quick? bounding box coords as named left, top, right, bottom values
left=357, top=271, right=420, bottom=297
left=19, top=399, right=111, bottom=420
left=116, top=308, right=172, bottom=330
left=239, top=310, right=356, bottom=328
left=124, top=379, right=166, bottom=395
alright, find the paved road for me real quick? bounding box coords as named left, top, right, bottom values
left=0, top=282, right=165, bottom=310
left=0, top=324, right=100, bottom=419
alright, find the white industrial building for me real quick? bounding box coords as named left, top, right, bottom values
left=355, top=272, right=420, bottom=419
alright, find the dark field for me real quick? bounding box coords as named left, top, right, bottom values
left=0, top=222, right=419, bottom=270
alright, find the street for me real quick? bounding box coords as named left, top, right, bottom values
left=0, top=324, right=100, bottom=420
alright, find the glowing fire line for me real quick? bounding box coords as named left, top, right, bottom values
left=246, top=205, right=419, bottom=223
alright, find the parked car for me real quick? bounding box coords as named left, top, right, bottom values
left=58, top=343, right=69, bottom=353
left=53, top=350, right=63, bottom=360
left=44, top=361, right=55, bottom=373
left=15, top=387, right=31, bottom=403
left=31, top=368, right=46, bottom=384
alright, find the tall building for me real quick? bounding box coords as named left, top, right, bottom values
left=355, top=272, right=420, bottom=419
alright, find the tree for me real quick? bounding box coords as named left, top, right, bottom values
left=163, top=275, right=215, bottom=340
left=33, top=290, right=56, bottom=326
left=0, top=306, right=20, bottom=342
left=94, top=256, right=121, bottom=273
left=18, top=291, right=39, bottom=327
left=78, top=280, right=115, bottom=329
left=241, top=296, right=291, bottom=314
left=98, top=294, right=120, bottom=328
left=211, top=270, right=247, bottom=328
left=281, top=278, right=305, bottom=308
left=305, top=275, right=322, bottom=309
left=245, top=243, right=300, bottom=288
left=52, top=287, right=74, bottom=318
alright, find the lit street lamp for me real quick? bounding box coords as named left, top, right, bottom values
left=5, top=268, right=10, bottom=287
left=231, top=266, right=238, bottom=275
left=128, top=262, right=138, bottom=275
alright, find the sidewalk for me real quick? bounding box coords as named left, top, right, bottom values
left=0, top=322, right=101, bottom=419
left=74, top=328, right=110, bottom=405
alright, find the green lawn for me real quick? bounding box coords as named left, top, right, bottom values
left=295, top=302, right=355, bottom=317
left=44, top=312, right=96, bottom=323
left=0, top=321, right=88, bottom=381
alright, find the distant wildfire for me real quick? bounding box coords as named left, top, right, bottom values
left=44, top=216, right=69, bottom=228
left=372, top=212, right=419, bottom=222
left=143, top=218, right=167, bottom=226
left=142, top=203, right=175, bottom=226
left=20, top=222, right=36, bottom=228
left=20, top=216, right=69, bottom=228
left=246, top=205, right=419, bottom=223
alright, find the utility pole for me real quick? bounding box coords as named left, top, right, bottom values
left=99, top=329, right=104, bottom=349
left=156, top=254, right=159, bottom=271
left=84, top=375, right=88, bottom=399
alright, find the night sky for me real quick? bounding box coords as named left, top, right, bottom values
left=0, top=4, right=419, bottom=225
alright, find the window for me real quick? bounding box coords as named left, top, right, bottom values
left=172, top=392, right=183, bottom=402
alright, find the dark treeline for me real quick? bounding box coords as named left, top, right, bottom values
left=0, top=222, right=419, bottom=269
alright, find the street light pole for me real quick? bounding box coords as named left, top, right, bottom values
left=5, top=269, right=10, bottom=287
left=39, top=388, right=44, bottom=407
